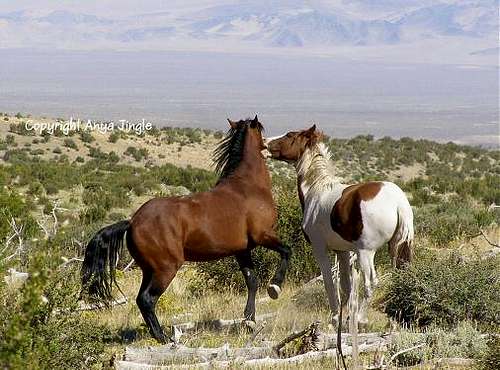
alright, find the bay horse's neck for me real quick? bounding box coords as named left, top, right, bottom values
left=295, top=143, right=341, bottom=199
left=226, top=131, right=271, bottom=189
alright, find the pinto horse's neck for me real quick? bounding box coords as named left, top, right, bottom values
left=295, top=143, right=341, bottom=199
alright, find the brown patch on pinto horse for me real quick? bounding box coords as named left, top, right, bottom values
left=330, top=182, right=383, bottom=242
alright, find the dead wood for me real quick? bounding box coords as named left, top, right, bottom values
left=123, top=343, right=274, bottom=364
left=171, top=312, right=276, bottom=334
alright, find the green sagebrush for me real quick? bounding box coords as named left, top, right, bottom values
left=380, top=250, right=500, bottom=330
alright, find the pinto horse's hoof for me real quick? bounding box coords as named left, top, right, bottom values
left=267, top=284, right=281, bottom=300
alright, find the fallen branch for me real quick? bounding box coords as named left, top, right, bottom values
left=123, top=343, right=274, bottom=364
left=387, top=342, right=425, bottom=366
left=3, top=268, right=29, bottom=288
left=273, top=321, right=320, bottom=354
left=172, top=312, right=276, bottom=334
left=479, top=229, right=499, bottom=249
left=59, top=256, right=84, bottom=268
left=77, top=297, right=128, bottom=312
left=123, top=259, right=135, bottom=272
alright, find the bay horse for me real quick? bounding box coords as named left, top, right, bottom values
left=264, top=125, right=414, bottom=324
left=81, top=116, right=291, bottom=343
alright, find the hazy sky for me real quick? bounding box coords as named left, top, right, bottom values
left=0, top=1, right=231, bottom=16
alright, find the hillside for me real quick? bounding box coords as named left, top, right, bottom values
left=0, top=113, right=499, bottom=369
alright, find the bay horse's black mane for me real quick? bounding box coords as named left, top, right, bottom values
left=213, top=118, right=263, bottom=180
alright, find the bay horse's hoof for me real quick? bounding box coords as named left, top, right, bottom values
left=267, top=284, right=281, bottom=299
left=243, top=320, right=256, bottom=331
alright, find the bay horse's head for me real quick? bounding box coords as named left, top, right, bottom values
left=213, top=115, right=265, bottom=179
left=264, top=125, right=322, bottom=163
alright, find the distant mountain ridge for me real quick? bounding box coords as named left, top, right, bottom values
left=0, top=1, right=497, bottom=63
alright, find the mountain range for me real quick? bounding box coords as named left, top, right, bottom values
left=0, top=1, right=497, bottom=64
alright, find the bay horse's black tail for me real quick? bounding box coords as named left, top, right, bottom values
left=81, top=220, right=130, bottom=302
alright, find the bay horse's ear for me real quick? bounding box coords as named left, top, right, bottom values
left=305, top=124, right=316, bottom=136
left=227, top=118, right=238, bottom=129
left=250, top=115, right=259, bottom=128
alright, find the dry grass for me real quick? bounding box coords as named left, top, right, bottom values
left=84, top=264, right=395, bottom=368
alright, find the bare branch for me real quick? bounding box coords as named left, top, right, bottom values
left=273, top=321, right=320, bottom=354
left=479, top=229, right=499, bottom=248
left=123, top=259, right=135, bottom=272
left=387, top=343, right=425, bottom=366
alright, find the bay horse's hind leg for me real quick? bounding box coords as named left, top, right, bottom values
left=137, top=267, right=178, bottom=343
left=236, top=249, right=258, bottom=328
left=260, top=232, right=291, bottom=300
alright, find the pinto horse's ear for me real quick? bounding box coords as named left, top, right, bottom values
left=227, top=118, right=238, bottom=129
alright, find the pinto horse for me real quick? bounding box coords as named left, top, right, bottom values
left=265, top=125, right=414, bottom=324
left=81, top=116, right=290, bottom=343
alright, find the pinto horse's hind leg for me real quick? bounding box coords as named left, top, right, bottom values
left=137, top=267, right=178, bottom=343
left=357, top=249, right=376, bottom=325
left=236, top=249, right=258, bottom=328
left=260, top=232, right=291, bottom=300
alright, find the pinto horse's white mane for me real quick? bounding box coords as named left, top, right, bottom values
left=296, top=142, right=342, bottom=195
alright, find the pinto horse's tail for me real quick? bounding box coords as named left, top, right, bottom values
left=389, top=197, right=414, bottom=268
left=81, top=220, right=130, bottom=302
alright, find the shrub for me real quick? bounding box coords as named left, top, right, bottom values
left=5, top=135, right=15, bottom=145
left=124, top=146, right=149, bottom=161
left=80, top=205, right=107, bottom=224
left=63, top=138, right=78, bottom=150
left=415, top=199, right=497, bottom=244
left=388, top=322, right=488, bottom=367
left=79, top=131, right=94, bottom=143
left=380, top=251, right=500, bottom=329
left=52, top=147, right=62, bottom=154
left=30, top=149, right=44, bottom=156
left=9, top=122, right=34, bottom=136
left=0, top=256, right=112, bottom=369
left=108, top=131, right=120, bottom=143
left=477, top=336, right=500, bottom=370
left=0, top=189, right=37, bottom=243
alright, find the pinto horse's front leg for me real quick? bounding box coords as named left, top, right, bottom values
left=310, top=239, right=340, bottom=319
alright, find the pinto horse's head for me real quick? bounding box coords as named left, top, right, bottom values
left=264, top=125, right=322, bottom=162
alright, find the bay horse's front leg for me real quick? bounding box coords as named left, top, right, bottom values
left=235, top=249, right=258, bottom=328
left=260, top=232, right=291, bottom=300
